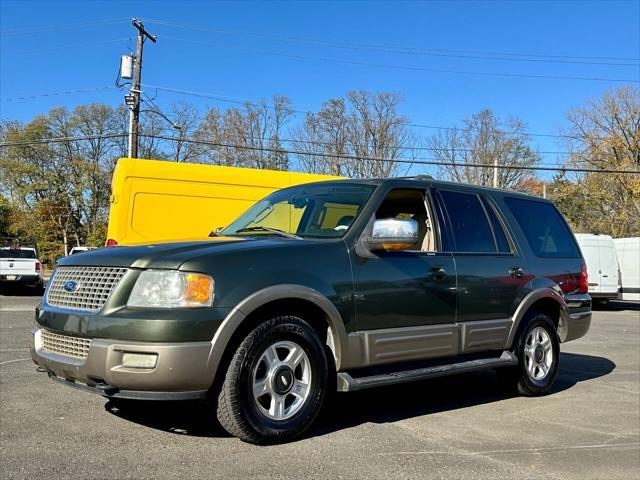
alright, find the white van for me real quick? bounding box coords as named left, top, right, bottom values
left=613, top=237, right=640, bottom=302
left=575, top=234, right=621, bottom=302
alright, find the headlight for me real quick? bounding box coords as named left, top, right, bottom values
left=127, top=270, right=214, bottom=308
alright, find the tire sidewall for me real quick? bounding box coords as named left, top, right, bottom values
left=236, top=318, right=328, bottom=439
left=516, top=314, right=560, bottom=394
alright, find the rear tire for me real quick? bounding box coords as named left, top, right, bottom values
left=216, top=315, right=328, bottom=444
left=507, top=312, right=560, bottom=396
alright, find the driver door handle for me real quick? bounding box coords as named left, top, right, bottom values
left=430, top=267, right=447, bottom=279
left=510, top=266, right=524, bottom=279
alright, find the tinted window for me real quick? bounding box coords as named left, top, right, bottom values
left=482, top=198, right=511, bottom=253
left=0, top=249, right=36, bottom=259
left=439, top=191, right=496, bottom=253
left=504, top=197, right=580, bottom=257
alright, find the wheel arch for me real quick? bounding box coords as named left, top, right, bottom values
left=205, top=285, right=348, bottom=392
left=506, top=288, right=568, bottom=348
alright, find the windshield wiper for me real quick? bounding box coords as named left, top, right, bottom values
left=234, top=226, right=302, bottom=240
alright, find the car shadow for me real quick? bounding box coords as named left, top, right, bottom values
left=0, top=286, right=44, bottom=297
left=104, top=352, right=615, bottom=440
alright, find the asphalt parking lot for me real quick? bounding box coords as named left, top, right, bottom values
left=1, top=292, right=638, bottom=480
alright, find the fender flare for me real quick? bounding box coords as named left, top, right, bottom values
left=205, top=285, right=349, bottom=381
left=506, top=288, right=568, bottom=348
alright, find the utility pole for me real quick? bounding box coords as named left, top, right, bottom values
left=128, top=18, right=156, bottom=158
left=492, top=156, right=499, bottom=188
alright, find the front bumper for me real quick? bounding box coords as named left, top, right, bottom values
left=30, top=327, right=217, bottom=400
left=559, top=293, right=592, bottom=343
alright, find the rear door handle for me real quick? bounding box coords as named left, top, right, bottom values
left=509, top=267, right=524, bottom=279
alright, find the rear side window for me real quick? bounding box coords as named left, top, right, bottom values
left=504, top=197, right=580, bottom=258
left=438, top=191, right=496, bottom=253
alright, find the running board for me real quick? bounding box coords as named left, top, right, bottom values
left=336, top=351, right=518, bottom=392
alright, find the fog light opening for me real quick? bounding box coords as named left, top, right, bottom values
left=122, top=352, right=158, bottom=369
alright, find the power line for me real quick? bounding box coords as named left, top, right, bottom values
left=0, top=133, right=128, bottom=146
left=146, top=19, right=640, bottom=64
left=2, top=132, right=637, bottom=174
left=170, top=124, right=575, bottom=156
left=0, top=18, right=128, bottom=37
left=252, top=50, right=640, bottom=84
left=19, top=38, right=131, bottom=56
left=142, top=83, right=608, bottom=141
left=0, top=86, right=115, bottom=103
left=155, top=35, right=639, bottom=83
left=139, top=133, right=640, bottom=175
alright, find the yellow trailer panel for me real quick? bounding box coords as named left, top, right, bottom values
left=107, top=158, right=341, bottom=246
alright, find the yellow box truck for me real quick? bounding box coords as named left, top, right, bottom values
left=106, top=158, right=341, bottom=246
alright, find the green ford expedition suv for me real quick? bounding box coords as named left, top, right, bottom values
left=31, top=177, right=592, bottom=444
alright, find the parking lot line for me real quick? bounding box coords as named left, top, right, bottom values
left=0, top=358, right=31, bottom=365
left=385, top=442, right=640, bottom=457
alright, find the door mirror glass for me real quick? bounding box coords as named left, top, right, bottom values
left=367, top=218, right=418, bottom=251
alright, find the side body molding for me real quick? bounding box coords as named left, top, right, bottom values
left=205, top=285, right=349, bottom=379
left=506, top=287, right=567, bottom=347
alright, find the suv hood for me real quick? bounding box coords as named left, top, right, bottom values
left=56, top=237, right=301, bottom=270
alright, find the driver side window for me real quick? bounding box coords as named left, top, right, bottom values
left=375, top=189, right=435, bottom=252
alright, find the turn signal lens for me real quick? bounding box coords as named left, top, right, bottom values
left=185, top=273, right=214, bottom=304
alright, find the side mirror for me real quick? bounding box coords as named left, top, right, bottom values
left=366, top=218, right=418, bottom=251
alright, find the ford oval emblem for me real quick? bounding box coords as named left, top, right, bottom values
left=63, top=280, right=79, bottom=292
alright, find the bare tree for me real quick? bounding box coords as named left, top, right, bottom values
left=166, top=102, right=202, bottom=163
left=556, top=85, right=640, bottom=236
left=292, top=91, right=414, bottom=178
left=427, top=109, right=539, bottom=189
left=195, top=96, right=293, bottom=170
left=292, top=99, right=348, bottom=175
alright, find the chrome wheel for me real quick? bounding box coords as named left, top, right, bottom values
left=524, top=326, right=554, bottom=381
left=251, top=340, right=312, bottom=421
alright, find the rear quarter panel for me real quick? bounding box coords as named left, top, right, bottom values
left=489, top=192, right=585, bottom=300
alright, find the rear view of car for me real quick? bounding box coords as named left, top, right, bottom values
left=614, top=237, right=640, bottom=302
left=0, top=245, right=43, bottom=293
left=575, top=234, right=621, bottom=303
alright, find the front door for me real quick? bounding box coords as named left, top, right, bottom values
left=351, top=188, right=457, bottom=332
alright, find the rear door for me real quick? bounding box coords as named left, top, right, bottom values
left=433, top=189, right=530, bottom=351
left=598, top=238, right=619, bottom=294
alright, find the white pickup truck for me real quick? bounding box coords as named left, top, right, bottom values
left=0, top=246, right=44, bottom=292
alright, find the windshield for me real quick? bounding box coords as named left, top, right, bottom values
left=222, top=183, right=375, bottom=239
left=0, top=249, right=37, bottom=259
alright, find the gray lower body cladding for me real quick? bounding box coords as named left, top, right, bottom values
left=30, top=327, right=216, bottom=399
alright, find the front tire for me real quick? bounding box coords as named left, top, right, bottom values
left=216, top=315, right=328, bottom=444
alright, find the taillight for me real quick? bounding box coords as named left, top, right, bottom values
left=106, top=238, right=118, bottom=247
left=35, top=262, right=41, bottom=273
left=578, top=263, right=588, bottom=294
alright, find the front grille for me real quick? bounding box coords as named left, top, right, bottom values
left=41, top=329, right=91, bottom=359
left=46, top=266, right=128, bottom=312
